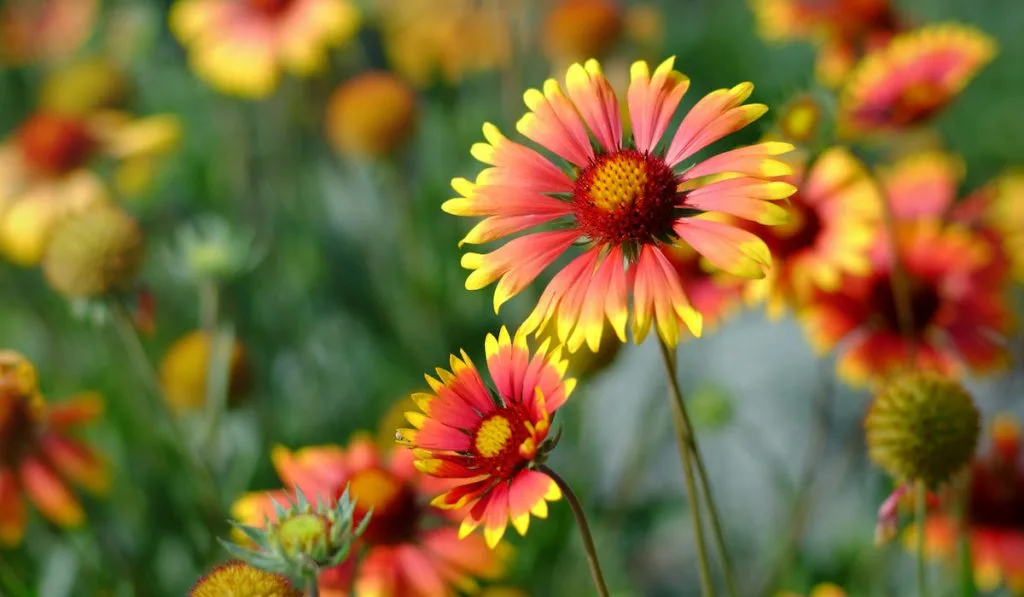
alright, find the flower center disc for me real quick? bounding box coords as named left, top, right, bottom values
left=471, top=404, right=533, bottom=479
left=883, top=81, right=948, bottom=126
left=246, top=0, right=294, bottom=17
left=572, top=149, right=679, bottom=246
left=348, top=467, right=419, bottom=545
left=16, top=113, right=96, bottom=176
left=0, top=393, right=37, bottom=468
left=770, top=199, right=823, bottom=258
left=869, top=275, right=941, bottom=335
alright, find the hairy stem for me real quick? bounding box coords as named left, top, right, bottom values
left=539, top=466, right=611, bottom=597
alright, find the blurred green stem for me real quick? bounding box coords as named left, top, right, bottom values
left=108, top=298, right=224, bottom=535
left=539, top=466, right=611, bottom=597
left=307, top=577, right=320, bottom=597
left=199, top=279, right=219, bottom=332
left=955, top=471, right=977, bottom=596
left=656, top=339, right=719, bottom=597
left=0, top=554, right=30, bottom=597
left=915, top=480, right=929, bottom=597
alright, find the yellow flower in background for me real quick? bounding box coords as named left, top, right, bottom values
left=170, top=0, right=360, bottom=98
left=159, top=330, right=252, bottom=413
left=0, top=110, right=179, bottom=266
left=375, top=0, right=512, bottom=87
left=983, top=171, right=1024, bottom=284
left=0, top=0, right=97, bottom=66
left=543, top=0, right=624, bottom=65
left=777, top=584, right=846, bottom=597
left=0, top=351, right=108, bottom=546
left=39, top=58, right=132, bottom=117
left=189, top=561, right=302, bottom=597
left=326, top=71, right=418, bottom=159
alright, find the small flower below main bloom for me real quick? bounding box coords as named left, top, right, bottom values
left=398, top=327, right=574, bottom=548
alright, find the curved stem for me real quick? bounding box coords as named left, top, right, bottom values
left=915, top=480, right=930, bottom=597
left=656, top=339, right=719, bottom=597
left=538, top=466, right=611, bottom=597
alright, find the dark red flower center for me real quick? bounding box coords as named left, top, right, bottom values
left=0, top=392, right=38, bottom=467
left=967, top=461, right=1024, bottom=530
left=572, top=149, right=680, bottom=247
left=868, top=274, right=941, bottom=335
left=246, top=0, right=294, bottom=17
left=348, top=467, right=420, bottom=545
left=470, top=401, right=534, bottom=481
left=16, top=112, right=96, bottom=176
left=766, top=198, right=823, bottom=258
left=859, top=80, right=949, bottom=128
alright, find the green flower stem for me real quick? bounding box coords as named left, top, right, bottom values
left=656, top=338, right=718, bottom=597
left=538, top=466, right=611, bottom=597
left=108, top=298, right=223, bottom=533
left=915, top=480, right=930, bottom=597
left=955, top=472, right=978, bottom=596
left=307, top=576, right=320, bottom=597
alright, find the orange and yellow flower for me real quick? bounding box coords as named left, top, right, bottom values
left=745, top=147, right=881, bottom=318
left=838, top=23, right=996, bottom=135
left=446, top=57, right=795, bottom=350
left=169, top=0, right=360, bottom=98
left=542, top=0, right=624, bottom=65
left=398, top=328, right=574, bottom=549
left=232, top=436, right=507, bottom=596
left=0, top=351, right=108, bottom=546
left=751, top=0, right=900, bottom=86
left=0, top=109, right=179, bottom=266
left=801, top=220, right=1011, bottom=386
left=374, top=0, right=512, bottom=88
left=971, top=170, right=1024, bottom=285
left=0, top=0, right=97, bottom=66
left=920, top=415, right=1024, bottom=592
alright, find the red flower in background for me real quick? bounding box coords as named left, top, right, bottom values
left=922, top=416, right=1024, bottom=592
left=0, top=351, right=108, bottom=545
left=231, top=436, right=508, bottom=597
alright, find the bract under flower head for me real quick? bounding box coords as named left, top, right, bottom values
left=231, top=436, right=509, bottom=596
left=446, top=57, right=795, bottom=350
left=398, top=327, right=574, bottom=548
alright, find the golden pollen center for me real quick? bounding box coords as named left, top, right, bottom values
left=475, top=415, right=512, bottom=458
left=349, top=468, right=402, bottom=511
left=588, top=154, right=649, bottom=211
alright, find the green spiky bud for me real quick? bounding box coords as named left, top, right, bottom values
left=865, top=372, right=980, bottom=488
left=220, top=486, right=370, bottom=582
left=43, top=205, right=144, bottom=298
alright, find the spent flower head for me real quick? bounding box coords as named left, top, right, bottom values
left=221, top=485, right=369, bottom=581
left=865, top=371, right=980, bottom=488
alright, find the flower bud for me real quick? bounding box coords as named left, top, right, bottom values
left=42, top=205, right=144, bottom=298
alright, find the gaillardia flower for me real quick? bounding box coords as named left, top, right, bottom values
left=0, top=0, right=97, bottom=66
left=802, top=220, right=1011, bottom=385
left=169, top=0, right=360, bottom=98
left=374, top=0, right=512, bottom=87
left=0, top=351, right=107, bottom=545
left=744, top=147, right=881, bottom=318
left=326, top=71, right=418, bottom=159
left=398, top=327, right=574, bottom=548
left=752, top=0, right=900, bottom=87
left=838, top=23, right=996, bottom=135
left=542, top=0, right=623, bottom=65
left=978, top=170, right=1024, bottom=284
left=920, top=415, right=1024, bottom=592
left=0, top=109, right=179, bottom=265
left=232, top=436, right=507, bottom=596
left=446, top=58, right=796, bottom=350
left=159, top=330, right=252, bottom=413
left=190, top=561, right=302, bottom=597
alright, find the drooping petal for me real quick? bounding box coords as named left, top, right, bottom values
left=674, top=217, right=772, bottom=279
left=19, top=457, right=84, bottom=528
left=461, top=230, right=581, bottom=312
left=631, top=244, right=703, bottom=346
left=0, top=469, right=25, bottom=546
left=507, top=469, right=560, bottom=537
left=38, top=434, right=108, bottom=495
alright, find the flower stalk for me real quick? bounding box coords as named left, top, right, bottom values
left=539, top=466, right=611, bottom=597
left=915, top=479, right=930, bottom=597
